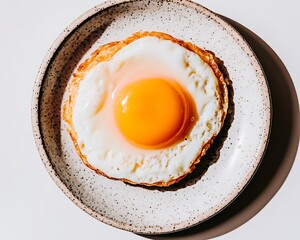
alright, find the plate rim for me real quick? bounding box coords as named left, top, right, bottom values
left=31, top=0, right=272, bottom=234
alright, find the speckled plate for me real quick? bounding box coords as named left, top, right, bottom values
left=32, top=0, right=271, bottom=234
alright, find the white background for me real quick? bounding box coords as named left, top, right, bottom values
left=0, top=0, right=299, bottom=239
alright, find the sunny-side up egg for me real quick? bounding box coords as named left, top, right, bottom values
left=65, top=32, right=228, bottom=187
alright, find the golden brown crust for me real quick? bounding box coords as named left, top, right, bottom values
left=63, top=31, right=228, bottom=187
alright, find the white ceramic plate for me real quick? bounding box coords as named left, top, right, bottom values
left=32, top=0, right=271, bottom=234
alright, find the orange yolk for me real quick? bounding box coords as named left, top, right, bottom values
left=114, top=78, right=193, bottom=149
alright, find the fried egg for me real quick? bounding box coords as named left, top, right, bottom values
left=63, top=32, right=228, bottom=187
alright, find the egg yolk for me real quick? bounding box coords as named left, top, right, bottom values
left=114, top=78, right=193, bottom=149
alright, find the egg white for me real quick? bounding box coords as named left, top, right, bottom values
left=72, top=36, right=223, bottom=184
